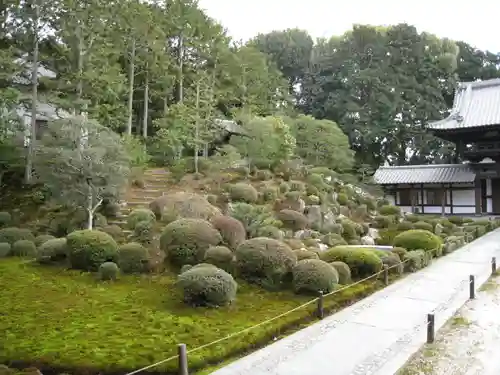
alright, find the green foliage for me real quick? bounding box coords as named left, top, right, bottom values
left=36, top=238, right=68, bottom=264
left=117, top=243, right=150, bottom=274
left=98, top=262, right=120, bottom=281
left=292, top=259, right=339, bottom=295
left=337, top=193, right=348, bottom=205
left=229, top=203, right=281, bottom=238
left=160, top=218, right=222, bottom=267
left=121, top=135, right=150, bottom=168
left=413, top=221, right=433, bottom=232
left=211, top=215, right=246, bottom=249
left=235, top=237, right=297, bottom=289
left=276, top=209, right=309, bottom=231
left=378, top=205, right=401, bottom=216
left=177, top=265, right=237, bottom=307
left=396, top=221, right=414, bottom=231
left=0, top=227, right=35, bottom=245
left=0, top=212, right=12, bottom=228
left=403, top=250, right=428, bottom=272
left=228, top=183, right=259, bottom=203
left=321, top=233, right=347, bottom=247
left=11, top=240, right=36, bottom=257
left=130, top=220, right=154, bottom=245
left=319, top=247, right=383, bottom=278
left=204, top=246, right=234, bottom=272
left=293, top=249, right=319, bottom=261
left=66, top=230, right=118, bottom=271
left=127, top=209, right=156, bottom=230
left=373, top=215, right=394, bottom=229
left=330, top=261, right=351, bottom=284
left=255, top=225, right=283, bottom=240
left=34, top=234, right=56, bottom=247
left=391, top=247, right=408, bottom=260
left=393, top=229, right=442, bottom=252
left=0, top=243, right=11, bottom=257
left=149, top=192, right=220, bottom=221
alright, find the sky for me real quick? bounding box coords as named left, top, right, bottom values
left=198, top=0, right=500, bottom=53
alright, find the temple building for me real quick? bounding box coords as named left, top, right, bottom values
left=374, top=78, right=500, bottom=215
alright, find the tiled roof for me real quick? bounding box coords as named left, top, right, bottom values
left=214, top=119, right=248, bottom=135
left=428, top=79, right=500, bottom=130
left=373, top=164, right=476, bottom=184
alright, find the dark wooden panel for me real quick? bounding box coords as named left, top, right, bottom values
left=492, top=179, right=500, bottom=214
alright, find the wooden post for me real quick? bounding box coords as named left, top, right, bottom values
left=383, top=264, right=389, bottom=285
left=178, top=343, right=188, bottom=375
left=475, top=178, right=482, bottom=215
left=469, top=275, right=475, bottom=299
left=493, top=257, right=497, bottom=274
left=427, top=313, right=435, bottom=344
left=316, top=291, right=324, bottom=319
left=441, top=184, right=446, bottom=217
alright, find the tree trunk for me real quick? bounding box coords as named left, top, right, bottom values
left=177, top=33, right=184, bottom=103
left=86, top=182, right=93, bottom=230
left=76, top=24, right=84, bottom=115
left=126, top=38, right=136, bottom=135
left=25, top=0, right=40, bottom=184
left=142, top=63, right=149, bottom=138
left=194, top=81, right=200, bottom=174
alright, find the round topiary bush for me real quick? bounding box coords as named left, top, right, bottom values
left=330, top=261, right=351, bottom=284
left=0, top=227, right=35, bottom=245
left=211, top=215, right=246, bottom=249
left=117, top=242, right=150, bottom=273
left=255, top=225, right=284, bottom=240
left=34, top=234, right=56, bottom=247
left=378, top=205, right=401, bottom=216
left=36, top=238, right=67, bottom=264
left=341, top=220, right=358, bottom=240
left=228, top=183, right=258, bottom=203
left=127, top=208, right=156, bottom=229
left=321, top=233, right=347, bottom=247
left=204, top=245, right=234, bottom=272
left=403, top=250, right=427, bottom=272
left=283, top=238, right=305, bottom=250
left=98, top=262, right=119, bottom=281
left=337, top=193, right=348, bottom=205
left=177, top=265, right=238, bottom=307
left=0, top=212, right=12, bottom=228
left=235, top=237, right=297, bottom=288
left=391, top=246, right=408, bottom=260
left=276, top=209, right=309, bottom=231
left=99, top=225, right=125, bottom=242
left=413, top=221, right=433, bottom=232
left=149, top=192, right=221, bottom=221
left=66, top=230, right=118, bottom=271
left=396, top=221, right=414, bottom=231
left=261, top=187, right=278, bottom=202
left=319, top=247, right=383, bottom=278
left=294, top=249, right=319, bottom=261
left=373, top=215, right=394, bottom=229
left=180, top=264, right=193, bottom=274
left=160, top=218, right=222, bottom=268
left=0, top=242, right=11, bottom=257
left=393, top=229, right=442, bottom=252
left=292, top=259, right=339, bottom=295
left=11, top=240, right=36, bottom=257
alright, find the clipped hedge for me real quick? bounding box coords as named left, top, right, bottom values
left=292, top=259, right=339, bottom=295
left=0, top=227, right=35, bottom=245
left=66, top=230, right=118, bottom=271
left=211, top=215, right=246, bottom=249
left=0, top=242, right=11, bottom=257
left=117, top=242, right=150, bottom=273
left=320, top=247, right=383, bottom=278
left=36, top=238, right=67, bottom=264
left=378, top=205, right=401, bottom=216
left=330, top=261, right=351, bottom=284
left=276, top=209, right=309, bottom=231
left=34, top=234, right=56, bottom=247
left=393, top=229, right=442, bottom=252
left=204, top=246, right=234, bottom=272
left=98, top=262, right=119, bottom=281
left=293, top=249, right=319, bottom=261
left=228, top=183, right=258, bottom=203
left=11, top=240, right=36, bottom=257
left=127, top=208, right=156, bottom=229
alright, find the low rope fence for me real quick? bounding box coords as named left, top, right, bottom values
left=124, top=250, right=499, bottom=375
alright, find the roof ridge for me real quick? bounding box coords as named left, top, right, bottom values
left=378, top=164, right=470, bottom=169
left=459, top=78, right=500, bottom=89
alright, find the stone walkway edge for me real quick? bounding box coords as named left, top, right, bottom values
left=210, top=229, right=500, bottom=375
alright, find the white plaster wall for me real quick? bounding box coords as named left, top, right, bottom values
left=424, top=206, right=451, bottom=214
left=452, top=189, right=475, bottom=206
left=487, top=197, right=493, bottom=213
left=385, top=194, right=396, bottom=205
left=453, top=206, right=476, bottom=214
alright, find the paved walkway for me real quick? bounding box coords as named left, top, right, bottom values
left=211, top=229, right=500, bottom=375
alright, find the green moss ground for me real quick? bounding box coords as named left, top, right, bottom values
left=0, top=258, right=385, bottom=374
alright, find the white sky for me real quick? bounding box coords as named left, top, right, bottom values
left=198, top=0, right=500, bottom=53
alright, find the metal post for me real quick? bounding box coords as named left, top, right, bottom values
left=469, top=275, right=475, bottom=300
left=492, top=257, right=497, bottom=274
left=383, top=264, right=389, bottom=285
left=427, top=313, right=435, bottom=344
left=178, top=343, right=188, bottom=375
left=317, top=291, right=324, bottom=319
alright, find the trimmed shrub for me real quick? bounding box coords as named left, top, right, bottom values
left=0, top=242, right=11, bottom=257
left=0, top=212, right=12, bottom=228
left=177, top=265, right=237, bottom=307
left=34, top=234, right=56, bottom=247
left=36, top=238, right=67, bottom=264
left=131, top=220, right=154, bottom=245
left=375, top=229, right=401, bottom=246
left=100, top=225, right=125, bottom=242
left=204, top=246, right=234, bottom=272
left=330, top=261, right=351, bottom=284
left=255, top=225, right=283, bottom=240
left=337, top=193, right=348, bottom=205
left=341, top=220, right=358, bottom=240
left=261, top=187, right=278, bottom=202
left=277, top=209, right=309, bottom=231
left=373, top=215, right=394, bottom=229
left=294, top=249, right=319, bottom=261
left=230, top=203, right=282, bottom=238
left=289, top=180, right=306, bottom=192
left=279, top=182, right=290, bottom=194
left=0, top=227, right=35, bottom=245
left=403, top=250, right=427, bottom=272
left=378, top=205, right=401, bottom=216
left=127, top=208, right=156, bottom=229
left=180, top=264, right=193, bottom=274
left=228, top=183, right=258, bottom=203
left=117, top=242, right=150, bottom=273
left=379, top=252, right=403, bottom=274
left=255, top=169, right=273, bottom=181
left=292, top=259, right=339, bottom=295
left=284, top=239, right=305, bottom=250
left=413, top=221, right=433, bottom=232
left=396, top=221, right=414, bottom=231
left=305, top=195, right=320, bottom=205
left=321, top=233, right=347, bottom=247
left=393, top=229, right=442, bottom=252
left=11, top=240, right=36, bottom=257
left=235, top=237, right=297, bottom=288
left=391, top=247, right=407, bottom=260
left=98, top=262, right=119, bottom=281
left=319, top=247, right=383, bottom=278
left=160, top=218, right=222, bottom=267
left=66, top=230, right=118, bottom=271
left=149, top=192, right=221, bottom=221
left=448, top=216, right=464, bottom=225
left=211, top=215, right=246, bottom=249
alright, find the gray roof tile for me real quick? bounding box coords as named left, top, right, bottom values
left=428, top=79, right=500, bottom=130
left=373, top=164, right=476, bottom=184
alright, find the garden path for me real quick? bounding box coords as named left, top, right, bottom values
left=210, top=229, right=500, bottom=375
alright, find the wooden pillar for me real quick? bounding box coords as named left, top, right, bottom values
left=441, top=183, right=446, bottom=217
left=410, top=184, right=416, bottom=213
left=475, top=178, right=482, bottom=215
left=420, top=184, right=424, bottom=214
left=450, top=186, right=454, bottom=214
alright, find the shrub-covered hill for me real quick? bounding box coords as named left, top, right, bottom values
left=0, top=163, right=498, bottom=374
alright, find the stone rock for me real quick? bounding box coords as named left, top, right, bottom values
left=368, top=228, right=380, bottom=239
left=361, top=236, right=375, bottom=245
left=318, top=243, right=328, bottom=252
left=306, top=205, right=322, bottom=228
left=330, top=192, right=338, bottom=202
left=297, top=198, right=306, bottom=213
left=294, top=229, right=321, bottom=240
left=434, top=223, right=444, bottom=235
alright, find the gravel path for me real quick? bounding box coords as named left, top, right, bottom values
left=398, top=275, right=500, bottom=375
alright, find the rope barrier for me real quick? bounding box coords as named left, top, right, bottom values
left=123, top=245, right=472, bottom=375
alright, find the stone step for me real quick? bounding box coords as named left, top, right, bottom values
left=126, top=202, right=150, bottom=208
left=144, top=168, right=169, bottom=175
left=127, top=196, right=157, bottom=202
left=129, top=188, right=164, bottom=194
left=108, top=220, right=127, bottom=226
